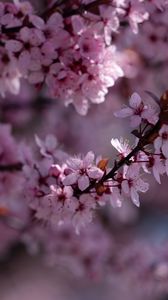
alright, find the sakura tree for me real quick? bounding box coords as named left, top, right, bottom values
left=1, top=0, right=168, bottom=298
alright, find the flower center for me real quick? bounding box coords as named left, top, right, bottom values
left=162, top=132, right=168, bottom=140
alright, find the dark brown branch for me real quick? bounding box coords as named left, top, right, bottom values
left=81, top=119, right=162, bottom=195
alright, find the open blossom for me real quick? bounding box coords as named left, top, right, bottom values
left=63, top=151, right=104, bottom=191
left=154, top=125, right=168, bottom=158
left=114, top=92, right=160, bottom=127
left=0, top=48, right=21, bottom=97
left=99, top=5, right=119, bottom=45
left=142, top=153, right=165, bottom=184
left=35, top=134, right=58, bottom=159
left=78, top=30, right=105, bottom=62
left=34, top=183, right=97, bottom=233
left=6, top=26, right=45, bottom=77
left=111, top=138, right=131, bottom=158
left=46, top=185, right=77, bottom=226
left=121, top=164, right=149, bottom=207
left=126, top=1, right=149, bottom=34
left=72, top=194, right=96, bottom=234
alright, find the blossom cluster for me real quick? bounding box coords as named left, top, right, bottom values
left=0, top=0, right=168, bottom=290
left=0, top=0, right=167, bottom=114
left=14, top=91, right=166, bottom=235
left=0, top=89, right=167, bottom=289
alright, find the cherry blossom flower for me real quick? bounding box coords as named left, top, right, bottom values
left=127, top=1, right=149, bottom=34
left=72, top=194, right=96, bottom=233
left=78, top=30, right=105, bottom=62
left=63, top=152, right=104, bottom=191
left=99, top=5, right=119, bottom=45
left=114, top=92, right=160, bottom=127
left=121, top=164, right=149, bottom=207
left=143, top=153, right=165, bottom=184
left=35, top=134, right=58, bottom=159
left=111, top=138, right=131, bottom=159
left=0, top=48, right=21, bottom=97
left=46, top=185, right=76, bottom=226
left=6, top=27, right=45, bottom=76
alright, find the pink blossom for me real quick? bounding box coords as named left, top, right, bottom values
left=47, top=185, right=76, bottom=226
left=72, top=194, right=96, bottom=233
left=6, top=27, right=45, bottom=76
left=0, top=48, right=20, bottom=97
left=121, top=164, right=149, bottom=207
left=99, top=5, right=119, bottom=45
left=143, top=153, right=165, bottom=184
left=35, top=134, right=58, bottom=159
left=78, top=30, right=105, bottom=62
left=114, top=92, right=160, bottom=127
left=127, top=1, right=149, bottom=34
left=111, top=138, right=131, bottom=158
left=63, top=151, right=104, bottom=191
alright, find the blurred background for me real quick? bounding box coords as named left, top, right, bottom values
left=1, top=0, right=168, bottom=299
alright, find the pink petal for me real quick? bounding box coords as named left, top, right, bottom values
left=154, top=137, right=162, bottom=152
left=121, top=180, right=129, bottom=194
left=5, top=40, right=22, bottom=52
left=18, top=51, right=30, bottom=74
left=45, top=134, right=57, bottom=151
left=78, top=175, right=90, bottom=191
left=162, top=141, right=168, bottom=158
left=28, top=71, right=44, bottom=84
left=47, top=12, right=63, bottom=27
left=71, top=15, right=85, bottom=34
left=83, top=151, right=94, bottom=167
left=87, top=166, right=103, bottom=179
left=130, top=115, right=141, bottom=127
left=114, top=107, right=133, bottom=118
left=64, top=186, right=73, bottom=198
left=63, top=173, right=78, bottom=186
left=153, top=166, right=161, bottom=184
left=165, top=159, right=168, bottom=176
left=20, top=27, right=30, bottom=42
left=29, top=15, right=44, bottom=29
left=129, top=92, right=142, bottom=108
left=130, top=188, right=140, bottom=207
